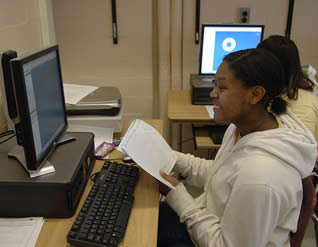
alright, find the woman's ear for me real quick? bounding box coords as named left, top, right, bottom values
left=249, top=86, right=266, bottom=105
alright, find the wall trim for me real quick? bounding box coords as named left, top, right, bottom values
left=38, top=0, right=56, bottom=46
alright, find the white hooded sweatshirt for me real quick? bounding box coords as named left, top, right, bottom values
left=165, top=112, right=317, bottom=247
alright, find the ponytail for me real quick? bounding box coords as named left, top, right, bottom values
left=269, top=96, right=288, bottom=115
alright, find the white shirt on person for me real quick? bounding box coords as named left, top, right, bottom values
left=166, top=111, right=317, bottom=247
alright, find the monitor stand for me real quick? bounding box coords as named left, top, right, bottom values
left=56, top=132, right=76, bottom=146
left=7, top=133, right=77, bottom=179
left=8, top=145, right=55, bottom=178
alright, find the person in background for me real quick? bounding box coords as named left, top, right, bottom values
left=157, top=48, right=317, bottom=247
left=257, top=35, right=318, bottom=145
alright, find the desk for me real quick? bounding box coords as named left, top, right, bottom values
left=36, top=119, right=162, bottom=247
left=194, top=128, right=220, bottom=149
left=168, top=89, right=215, bottom=151
left=168, top=89, right=212, bottom=123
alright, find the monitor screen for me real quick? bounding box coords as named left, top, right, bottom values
left=199, top=24, right=264, bottom=75
left=10, top=45, right=67, bottom=170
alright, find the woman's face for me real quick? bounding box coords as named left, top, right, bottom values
left=210, top=61, right=251, bottom=125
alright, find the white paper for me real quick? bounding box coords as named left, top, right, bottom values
left=118, top=119, right=177, bottom=190
left=0, top=217, right=44, bottom=247
left=63, top=84, right=98, bottom=105
left=205, top=105, right=215, bottom=118
left=67, top=125, right=114, bottom=149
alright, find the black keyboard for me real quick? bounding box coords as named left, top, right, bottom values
left=67, top=160, right=139, bottom=247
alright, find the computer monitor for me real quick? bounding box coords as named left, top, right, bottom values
left=199, top=24, right=264, bottom=75
left=9, top=45, right=68, bottom=170
left=0, top=50, right=18, bottom=130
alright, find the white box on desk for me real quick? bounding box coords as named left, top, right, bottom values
left=67, top=107, right=123, bottom=133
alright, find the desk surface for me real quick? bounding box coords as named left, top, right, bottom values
left=168, top=89, right=217, bottom=151
left=36, top=119, right=162, bottom=247
left=168, top=89, right=214, bottom=123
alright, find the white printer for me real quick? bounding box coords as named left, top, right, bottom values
left=66, top=86, right=123, bottom=133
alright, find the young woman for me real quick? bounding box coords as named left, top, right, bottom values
left=158, top=48, right=317, bottom=247
left=257, top=35, right=318, bottom=145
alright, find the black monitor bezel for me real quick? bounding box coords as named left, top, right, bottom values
left=10, top=45, right=68, bottom=170
left=198, top=24, right=265, bottom=76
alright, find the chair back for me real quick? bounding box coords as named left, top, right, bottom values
left=290, top=176, right=317, bottom=247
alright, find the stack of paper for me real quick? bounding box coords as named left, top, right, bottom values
left=63, top=84, right=98, bottom=105
left=0, top=217, right=44, bottom=247
left=118, top=119, right=177, bottom=189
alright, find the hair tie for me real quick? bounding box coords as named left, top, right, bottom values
left=268, top=94, right=280, bottom=108
left=272, top=94, right=281, bottom=101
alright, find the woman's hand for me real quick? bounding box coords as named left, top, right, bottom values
left=159, top=170, right=181, bottom=196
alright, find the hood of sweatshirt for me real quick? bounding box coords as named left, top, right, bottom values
left=229, top=111, right=317, bottom=178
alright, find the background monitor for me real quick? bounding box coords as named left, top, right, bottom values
left=199, top=24, right=264, bottom=75
left=0, top=50, right=18, bottom=130
left=10, top=45, right=67, bottom=170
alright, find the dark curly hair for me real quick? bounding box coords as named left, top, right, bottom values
left=257, top=35, right=313, bottom=100
left=223, top=48, right=287, bottom=115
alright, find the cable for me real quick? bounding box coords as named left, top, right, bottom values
left=111, top=0, right=118, bottom=44
left=98, top=158, right=137, bottom=166
left=95, top=157, right=121, bottom=161
left=285, top=0, right=294, bottom=39
left=90, top=172, right=100, bottom=183
left=0, top=133, right=16, bottom=144
left=195, top=0, right=200, bottom=44
left=90, top=159, right=137, bottom=183
left=0, top=130, right=14, bottom=138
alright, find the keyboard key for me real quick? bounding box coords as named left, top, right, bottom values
left=116, top=204, right=132, bottom=228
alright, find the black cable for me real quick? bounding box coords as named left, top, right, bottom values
left=0, top=133, right=16, bottom=144
left=90, top=172, right=100, bottom=183
left=111, top=0, right=118, bottom=44
left=195, top=0, right=200, bottom=44
left=108, top=158, right=137, bottom=166
left=285, top=0, right=294, bottom=39
left=90, top=159, right=137, bottom=183
left=95, top=157, right=121, bottom=161
left=0, top=130, right=14, bottom=138
left=100, top=158, right=137, bottom=165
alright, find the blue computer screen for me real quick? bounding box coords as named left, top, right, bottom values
left=199, top=25, right=264, bottom=75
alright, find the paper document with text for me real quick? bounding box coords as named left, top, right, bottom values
left=118, top=119, right=177, bottom=190
left=63, top=84, right=98, bottom=104
left=0, top=217, right=44, bottom=247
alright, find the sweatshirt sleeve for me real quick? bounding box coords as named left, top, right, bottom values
left=171, top=124, right=235, bottom=188
left=166, top=183, right=283, bottom=247
left=173, top=151, right=213, bottom=188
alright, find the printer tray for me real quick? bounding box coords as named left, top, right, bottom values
left=66, top=105, right=120, bottom=116
left=66, top=86, right=121, bottom=116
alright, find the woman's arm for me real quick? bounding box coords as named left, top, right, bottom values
left=173, top=151, right=213, bottom=188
